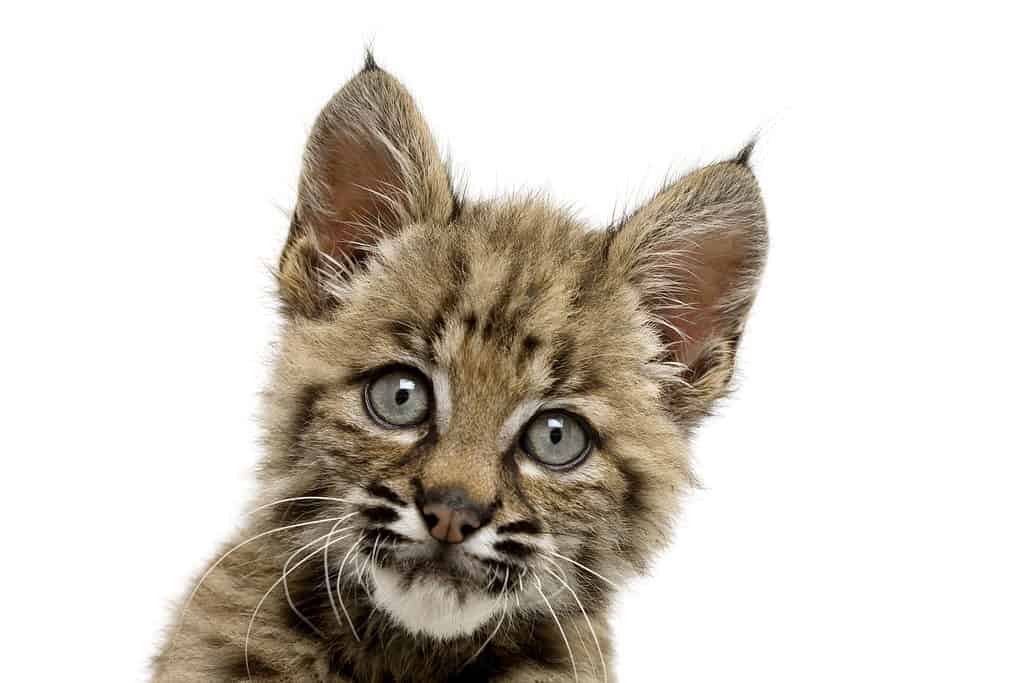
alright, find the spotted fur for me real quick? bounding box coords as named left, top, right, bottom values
left=153, top=52, right=768, bottom=682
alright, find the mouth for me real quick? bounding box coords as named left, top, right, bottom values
left=363, top=546, right=514, bottom=639
left=364, top=530, right=521, bottom=595
left=355, top=525, right=525, bottom=639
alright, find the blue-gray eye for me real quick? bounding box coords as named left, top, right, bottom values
left=365, top=368, right=431, bottom=427
left=521, top=411, right=591, bottom=469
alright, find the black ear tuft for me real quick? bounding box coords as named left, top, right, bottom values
left=734, top=138, right=757, bottom=167
left=362, top=48, right=379, bottom=72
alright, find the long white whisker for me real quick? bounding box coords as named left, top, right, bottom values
left=357, top=535, right=383, bottom=623
left=282, top=527, right=354, bottom=638
left=247, top=496, right=351, bottom=514
left=244, top=532, right=352, bottom=680
left=334, top=531, right=365, bottom=641
left=463, top=568, right=510, bottom=669
left=544, top=551, right=620, bottom=590
left=356, top=535, right=379, bottom=593
left=368, top=535, right=381, bottom=586
left=322, top=518, right=358, bottom=638
left=337, top=531, right=365, bottom=599
left=533, top=571, right=578, bottom=683
left=173, top=513, right=356, bottom=646
left=542, top=562, right=607, bottom=683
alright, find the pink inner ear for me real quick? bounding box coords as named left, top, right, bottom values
left=314, top=135, right=405, bottom=261
left=658, top=230, right=747, bottom=368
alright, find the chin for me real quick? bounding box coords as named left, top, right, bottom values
left=370, top=563, right=506, bottom=640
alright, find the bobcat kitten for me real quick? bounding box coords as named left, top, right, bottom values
left=154, top=54, right=768, bottom=682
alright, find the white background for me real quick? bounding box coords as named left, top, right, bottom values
left=2, top=2, right=1021, bottom=681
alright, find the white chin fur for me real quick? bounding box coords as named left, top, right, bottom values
left=371, top=566, right=501, bottom=640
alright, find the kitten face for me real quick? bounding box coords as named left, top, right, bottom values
left=266, top=211, right=696, bottom=638
left=259, top=58, right=766, bottom=642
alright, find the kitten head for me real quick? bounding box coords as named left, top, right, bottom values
left=261, top=56, right=766, bottom=641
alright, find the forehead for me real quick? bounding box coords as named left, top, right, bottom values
left=334, top=201, right=652, bottom=410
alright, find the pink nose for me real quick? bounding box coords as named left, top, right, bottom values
left=417, top=486, right=491, bottom=544
left=421, top=500, right=482, bottom=544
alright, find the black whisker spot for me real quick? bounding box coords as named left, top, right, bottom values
left=366, top=483, right=407, bottom=507
left=497, top=520, right=542, bottom=536
left=361, top=506, right=399, bottom=525
left=494, top=540, right=534, bottom=559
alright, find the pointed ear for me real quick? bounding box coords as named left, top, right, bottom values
left=608, top=154, right=767, bottom=416
left=278, top=56, right=455, bottom=318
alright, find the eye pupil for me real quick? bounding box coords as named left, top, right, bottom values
left=395, top=389, right=410, bottom=405
left=549, top=428, right=563, bottom=444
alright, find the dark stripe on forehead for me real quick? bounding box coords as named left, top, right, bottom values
left=517, top=334, right=542, bottom=369
left=574, top=363, right=606, bottom=396
left=546, top=336, right=577, bottom=396
left=424, top=290, right=461, bottom=360
left=482, top=256, right=521, bottom=344
left=501, top=275, right=546, bottom=347
left=385, top=318, right=423, bottom=355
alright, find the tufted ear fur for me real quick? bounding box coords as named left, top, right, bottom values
left=278, top=54, right=456, bottom=318
left=608, top=151, right=767, bottom=419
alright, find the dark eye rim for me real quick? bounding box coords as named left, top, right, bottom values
left=362, top=364, right=433, bottom=429
left=519, top=409, right=595, bottom=471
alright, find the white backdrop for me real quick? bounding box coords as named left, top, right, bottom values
left=2, top=2, right=1021, bottom=681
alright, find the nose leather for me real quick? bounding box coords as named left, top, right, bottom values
left=422, top=502, right=481, bottom=543
left=418, top=487, right=489, bottom=544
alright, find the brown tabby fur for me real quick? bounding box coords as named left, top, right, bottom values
left=153, top=53, right=768, bottom=682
